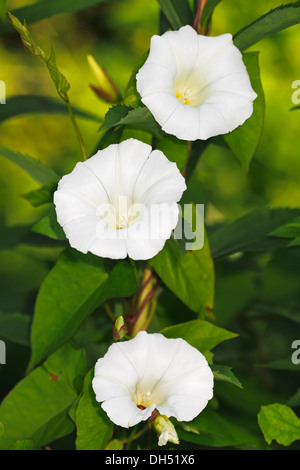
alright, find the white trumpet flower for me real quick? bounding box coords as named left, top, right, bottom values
left=136, top=25, right=257, bottom=141
left=92, top=331, right=214, bottom=429
left=54, top=139, right=186, bottom=260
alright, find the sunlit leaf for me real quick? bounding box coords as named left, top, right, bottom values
left=258, top=403, right=300, bottom=446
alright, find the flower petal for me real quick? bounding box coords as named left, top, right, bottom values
left=141, top=34, right=177, bottom=75
left=164, top=25, right=200, bottom=76
left=101, top=396, right=155, bottom=428
left=55, top=161, right=109, bottom=207
left=136, top=63, right=174, bottom=97
left=141, top=92, right=180, bottom=130
left=115, top=138, right=153, bottom=198
left=133, top=149, right=186, bottom=205
left=62, top=215, right=101, bottom=253
left=88, top=236, right=128, bottom=259
left=54, top=188, right=96, bottom=227
left=162, top=103, right=201, bottom=141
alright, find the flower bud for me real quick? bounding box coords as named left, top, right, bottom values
left=152, top=414, right=179, bottom=446
left=87, top=54, right=120, bottom=103
left=112, top=316, right=128, bottom=341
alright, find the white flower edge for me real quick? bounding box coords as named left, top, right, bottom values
left=92, top=331, right=214, bottom=428
left=136, top=25, right=257, bottom=141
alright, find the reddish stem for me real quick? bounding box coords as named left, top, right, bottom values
left=193, top=0, right=203, bottom=30
left=127, top=281, right=159, bottom=335
left=127, top=272, right=155, bottom=319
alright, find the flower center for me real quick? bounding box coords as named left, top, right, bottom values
left=174, top=70, right=208, bottom=107
left=97, top=196, right=143, bottom=230
left=137, top=391, right=153, bottom=409
left=175, top=88, right=193, bottom=105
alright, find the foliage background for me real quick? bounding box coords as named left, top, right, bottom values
left=0, top=0, right=300, bottom=450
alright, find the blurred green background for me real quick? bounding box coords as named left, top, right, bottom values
left=1, top=0, right=300, bottom=448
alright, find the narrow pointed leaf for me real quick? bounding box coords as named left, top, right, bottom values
left=234, top=2, right=300, bottom=52
left=0, top=146, right=59, bottom=184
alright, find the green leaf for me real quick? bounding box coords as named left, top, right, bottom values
left=0, top=0, right=119, bottom=35
left=0, top=312, right=31, bottom=346
left=29, top=248, right=137, bottom=369
left=22, top=182, right=57, bottom=208
left=256, top=359, right=300, bottom=372
left=156, top=0, right=193, bottom=30
left=0, top=343, right=86, bottom=450
left=269, top=216, right=300, bottom=248
left=186, top=140, right=209, bottom=182
left=210, top=364, right=243, bottom=388
left=8, top=12, right=46, bottom=58
left=123, top=51, right=148, bottom=108
left=0, top=223, right=39, bottom=249
left=75, top=369, right=113, bottom=450
left=288, top=236, right=300, bottom=247
left=210, top=208, right=300, bottom=259
left=149, top=209, right=214, bottom=315
left=249, top=303, right=300, bottom=325
left=101, top=105, right=164, bottom=140
left=0, top=146, right=59, bottom=184
left=161, top=319, right=237, bottom=361
left=286, top=389, right=300, bottom=408
left=105, top=439, right=124, bottom=450
left=0, top=95, right=99, bottom=124
left=223, top=52, right=264, bottom=171
left=179, top=409, right=262, bottom=449
left=153, top=240, right=214, bottom=315
left=270, top=216, right=300, bottom=238
left=258, top=403, right=300, bottom=446
left=0, top=0, right=7, bottom=21
left=9, top=14, right=71, bottom=102
left=32, top=206, right=66, bottom=241
left=46, top=46, right=70, bottom=101
left=200, top=0, right=223, bottom=27
left=156, top=136, right=188, bottom=172
left=234, top=2, right=300, bottom=52
left=100, top=104, right=130, bottom=130
left=9, top=440, right=34, bottom=450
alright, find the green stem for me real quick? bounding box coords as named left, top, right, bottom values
left=123, top=426, right=148, bottom=449
left=66, top=99, right=88, bottom=161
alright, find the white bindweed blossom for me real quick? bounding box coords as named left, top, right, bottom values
left=54, top=138, right=186, bottom=260
left=136, top=25, right=257, bottom=141
left=92, top=331, right=214, bottom=429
